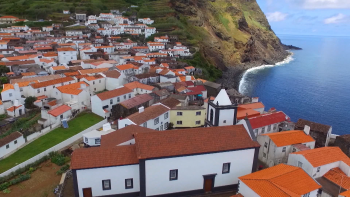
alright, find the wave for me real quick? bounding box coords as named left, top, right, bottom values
left=238, top=53, right=295, bottom=94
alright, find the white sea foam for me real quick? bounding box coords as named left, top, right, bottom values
left=238, top=53, right=294, bottom=94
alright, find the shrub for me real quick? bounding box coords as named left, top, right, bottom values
left=2, top=188, right=10, bottom=194
left=56, top=164, right=70, bottom=175
left=50, top=152, right=66, bottom=166
left=0, top=174, right=30, bottom=191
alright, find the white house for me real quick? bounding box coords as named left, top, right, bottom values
left=81, top=75, right=106, bottom=95
left=288, top=147, right=350, bottom=197
left=6, top=101, right=25, bottom=117
left=1, top=83, right=22, bottom=102
left=118, top=104, right=170, bottom=130
left=63, top=10, right=70, bottom=14
left=82, top=123, right=114, bottom=147
left=102, top=70, right=126, bottom=91
left=45, top=105, right=72, bottom=127
left=28, top=77, right=75, bottom=98
left=57, top=47, right=77, bottom=65
left=71, top=124, right=260, bottom=197
left=257, top=129, right=316, bottom=167
left=238, top=163, right=321, bottom=197
left=53, top=82, right=91, bottom=111
left=91, top=87, right=134, bottom=118
left=0, top=131, right=25, bottom=158
left=123, top=81, right=155, bottom=95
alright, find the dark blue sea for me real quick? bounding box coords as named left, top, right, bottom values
left=239, top=35, right=350, bottom=135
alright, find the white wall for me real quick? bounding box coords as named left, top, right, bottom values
left=238, top=181, right=259, bottom=197
left=0, top=135, right=25, bottom=158
left=76, top=164, right=140, bottom=197
left=145, top=149, right=255, bottom=196
left=118, top=110, right=170, bottom=130
left=91, top=92, right=134, bottom=118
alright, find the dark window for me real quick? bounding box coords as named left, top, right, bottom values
left=282, top=147, right=286, bottom=152
left=129, top=94, right=131, bottom=99
left=154, top=117, right=159, bottom=125
left=264, top=142, right=268, bottom=148
left=93, top=81, right=95, bottom=85
left=169, top=169, right=178, bottom=180
left=164, top=112, right=168, bottom=119
left=195, top=121, right=200, bottom=125
left=102, top=179, right=111, bottom=190
left=263, top=153, right=266, bottom=158
left=223, top=120, right=226, bottom=123
left=60, top=115, right=63, bottom=119
left=95, top=138, right=101, bottom=144
left=143, top=122, right=147, bottom=127
left=125, top=178, right=133, bottom=189
left=117, top=97, right=120, bottom=102
left=268, top=125, right=271, bottom=131
left=14, top=140, right=17, bottom=144
left=196, top=111, right=201, bottom=116
left=210, top=109, right=214, bottom=122
left=222, top=163, right=230, bottom=174
left=317, top=167, right=321, bottom=172
left=84, top=137, right=88, bottom=143
left=124, top=95, right=126, bottom=99
left=177, top=112, right=182, bottom=116
left=37, top=89, right=40, bottom=93
left=262, top=127, right=265, bottom=133
left=110, top=99, right=113, bottom=104
left=177, top=121, right=182, bottom=125
left=44, top=88, right=46, bottom=92
left=6, top=144, right=9, bottom=149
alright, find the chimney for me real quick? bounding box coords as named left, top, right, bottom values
left=14, top=99, right=19, bottom=107
left=139, top=106, right=144, bottom=113
left=304, top=125, right=310, bottom=135
left=252, top=97, right=259, bottom=103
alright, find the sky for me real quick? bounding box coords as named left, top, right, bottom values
left=256, top=0, right=350, bottom=36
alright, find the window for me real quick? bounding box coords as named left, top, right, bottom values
left=125, top=178, right=133, bottom=189
left=282, top=147, right=286, bottom=152
left=110, top=99, right=113, bottom=104
left=84, top=137, right=88, bottom=143
left=53, top=86, right=55, bottom=88
left=222, top=163, right=230, bottom=174
left=303, top=193, right=310, bottom=197
left=196, top=111, right=201, bottom=116
left=14, top=140, right=17, bottom=144
left=164, top=112, right=168, bottom=119
left=37, top=89, right=40, bottom=93
left=129, top=94, right=131, bottom=99
left=6, top=144, right=9, bottom=149
left=273, top=124, right=277, bottom=130
left=298, top=161, right=303, bottom=167
left=44, top=88, right=46, bottom=92
left=223, top=120, right=226, bottom=123
left=143, top=122, right=147, bottom=127
left=71, top=95, right=73, bottom=99
left=177, top=121, right=182, bottom=125
left=93, top=81, right=95, bottom=85
left=268, top=125, right=271, bottom=131
left=60, top=115, right=63, bottom=119
left=9, top=93, right=12, bottom=97
left=317, top=167, right=321, bottom=172
left=262, top=127, right=265, bottom=133
left=164, top=122, right=168, bottom=129
left=102, top=179, right=111, bottom=190
left=124, top=95, right=126, bottom=99
left=177, top=112, right=182, bottom=116
left=264, top=142, right=268, bottom=148
left=95, top=138, right=101, bottom=144
left=263, top=153, right=266, bottom=158
left=169, top=169, right=178, bottom=180
left=195, top=121, right=201, bottom=125
left=117, top=97, right=120, bottom=102
left=99, top=80, right=101, bottom=83
left=20, top=88, right=23, bottom=92
left=154, top=117, right=159, bottom=125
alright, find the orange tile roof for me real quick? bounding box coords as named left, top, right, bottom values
left=30, top=77, right=74, bottom=89
left=126, top=104, right=169, bottom=125
left=47, top=99, right=57, bottom=106
left=340, top=190, right=350, bottom=197
left=116, top=64, right=134, bottom=70
left=324, top=167, right=350, bottom=189
left=95, top=45, right=114, bottom=49
left=83, top=74, right=104, bottom=81
left=57, top=47, right=76, bottom=52
left=57, top=82, right=89, bottom=95
left=262, top=130, right=314, bottom=147
left=239, top=164, right=321, bottom=197
left=179, top=76, right=195, bottom=82
left=39, top=58, right=54, bottom=63
left=21, top=72, right=36, bottom=76
left=7, top=105, right=22, bottom=112
left=48, top=105, right=71, bottom=117
left=43, top=52, right=58, bottom=57
left=96, top=87, right=132, bottom=100
left=237, top=108, right=261, bottom=120
left=238, top=102, right=265, bottom=110
left=0, top=100, right=2, bottom=105
left=124, top=81, right=155, bottom=91
left=52, top=66, right=67, bottom=71
left=5, top=55, right=30, bottom=61
left=185, top=66, right=195, bottom=69
left=78, top=68, right=109, bottom=75
left=37, top=95, right=48, bottom=100
left=2, top=81, right=38, bottom=92
left=290, top=147, right=350, bottom=167
left=0, top=16, right=19, bottom=19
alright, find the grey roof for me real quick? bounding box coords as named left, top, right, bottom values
left=170, top=94, right=188, bottom=100
left=204, top=81, right=221, bottom=89
left=295, top=119, right=331, bottom=134
left=172, top=106, right=205, bottom=110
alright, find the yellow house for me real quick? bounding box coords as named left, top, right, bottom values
left=170, top=106, right=206, bottom=128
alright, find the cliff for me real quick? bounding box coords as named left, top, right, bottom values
left=170, top=0, right=289, bottom=71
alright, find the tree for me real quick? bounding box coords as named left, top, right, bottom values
left=0, top=65, right=10, bottom=76
left=24, top=96, right=37, bottom=109
left=0, top=77, right=8, bottom=84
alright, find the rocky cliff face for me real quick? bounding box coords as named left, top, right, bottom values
left=171, top=0, right=289, bottom=71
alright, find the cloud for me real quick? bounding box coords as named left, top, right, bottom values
left=324, top=13, right=349, bottom=24
left=288, top=0, right=350, bottom=9
left=266, top=12, right=288, bottom=22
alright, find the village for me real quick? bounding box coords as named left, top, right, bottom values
left=0, top=9, right=350, bottom=197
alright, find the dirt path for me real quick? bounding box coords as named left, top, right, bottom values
left=4, top=161, right=61, bottom=197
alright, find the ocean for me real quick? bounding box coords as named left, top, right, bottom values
left=239, top=34, right=350, bottom=135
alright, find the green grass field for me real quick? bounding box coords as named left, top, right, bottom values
left=0, top=112, right=103, bottom=174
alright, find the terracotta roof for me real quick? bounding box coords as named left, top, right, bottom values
left=124, top=81, right=155, bottom=91
left=126, top=104, right=169, bottom=125
left=0, top=131, right=22, bottom=147
left=290, top=147, right=350, bottom=167
left=0, top=16, right=19, bottom=19
left=102, top=70, right=121, bottom=79
left=52, top=66, right=67, bottom=71
left=340, top=190, right=350, bottom=197
left=78, top=68, right=109, bottom=75
left=159, top=97, right=180, bottom=109
left=37, top=95, right=48, bottom=100
left=43, top=52, right=57, bottom=57
left=30, top=77, right=74, bottom=89
left=7, top=105, right=22, bottom=112
left=135, top=125, right=260, bottom=159
left=0, top=100, right=2, bottom=105
left=48, top=105, right=71, bottom=117
left=238, top=102, right=265, bottom=110
left=237, top=108, right=261, bottom=120
left=57, top=47, right=76, bottom=52
left=248, top=111, right=287, bottom=129
left=10, top=75, right=62, bottom=84
left=64, top=71, right=79, bottom=77
left=239, top=164, right=321, bottom=197
left=5, top=55, right=30, bottom=61
left=262, top=130, right=314, bottom=147
left=3, top=81, right=39, bottom=92
left=71, top=145, right=138, bottom=170
left=324, top=167, right=350, bottom=189
left=0, top=60, right=36, bottom=67
left=295, top=119, right=331, bottom=134
left=57, top=82, right=89, bottom=95
left=21, top=72, right=36, bottom=76
left=120, top=94, right=153, bottom=109
left=96, top=87, right=132, bottom=100
left=83, top=74, right=104, bottom=81
left=116, top=64, right=134, bottom=70
left=47, top=100, right=57, bottom=106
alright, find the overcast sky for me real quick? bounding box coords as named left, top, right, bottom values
left=256, top=0, right=350, bottom=36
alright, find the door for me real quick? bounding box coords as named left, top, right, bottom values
left=204, top=178, right=213, bottom=193
left=82, top=188, right=92, bottom=197
left=18, top=109, right=22, bottom=116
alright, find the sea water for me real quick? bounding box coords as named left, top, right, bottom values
left=239, top=35, right=350, bottom=135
